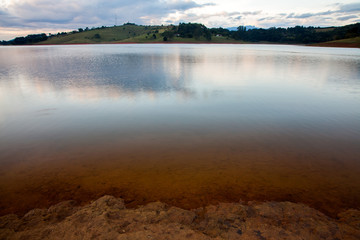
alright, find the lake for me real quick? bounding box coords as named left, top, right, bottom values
left=0, top=44, right=360, bottom=217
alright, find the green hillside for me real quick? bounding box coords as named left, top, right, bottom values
left=38, top=23, right=243, bottom=44
left=39, top=24, right=169, bottom=44
left=2, top=22, right=359, bottom=47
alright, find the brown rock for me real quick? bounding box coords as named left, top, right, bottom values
left=0, top=196, right=359, bottom=239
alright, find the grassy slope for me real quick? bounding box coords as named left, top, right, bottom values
left=312, top=37, right=360, bottom=48
left=39, top=25, right=167, bottom=44
left=39, top=25, right=238, bottom=44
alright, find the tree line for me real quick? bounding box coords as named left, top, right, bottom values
left=230, top=23, right=360, bottom=43
left=1, top=33, right=48, bottom=45
left=1, top=22, right=359, bottom=45
left=161, top=22, right=359, bottom=43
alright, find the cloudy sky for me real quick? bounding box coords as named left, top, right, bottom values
left=0, top=0, right=359, bottom=40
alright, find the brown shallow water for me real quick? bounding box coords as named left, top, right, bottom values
left=0, top=44, right=360, bottom=218
left=1, top=132, right=359, bottom=218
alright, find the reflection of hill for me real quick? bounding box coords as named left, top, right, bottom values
left=0, top=47, right=197, bottom=101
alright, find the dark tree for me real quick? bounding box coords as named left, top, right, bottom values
left=162, top=30, right=175, bottom=40
left=177, top=22, right=211, bottom=40
left=210, top=27, right=231, bottom=37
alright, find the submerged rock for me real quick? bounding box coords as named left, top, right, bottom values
left=0, top=196, right=359, bottom=239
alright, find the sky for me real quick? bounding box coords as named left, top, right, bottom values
left=0, top=0, right=359, bottom=40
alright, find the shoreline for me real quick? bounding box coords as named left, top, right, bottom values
left=1, top=41, right=358, bottom=48
left=38, top=42, right=360, bottom=49
left=1, top=195, right=359, bottom=239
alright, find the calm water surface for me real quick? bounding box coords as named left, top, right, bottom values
left=0, top=44, right=360, bottom=217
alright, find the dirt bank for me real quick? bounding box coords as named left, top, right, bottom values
left=1, top=195, right=359, bottom=239
left=311, top=42, right=360, bottom=48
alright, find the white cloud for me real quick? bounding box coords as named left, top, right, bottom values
left=0, top=0, right=359, bottom=40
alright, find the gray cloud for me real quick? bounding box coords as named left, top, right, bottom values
left=254, top=2, right=360, bottom=29
left=167, top=2, right=359, bottom=29
left=258, top=17, right=275, bottom=22
left=0, top=0, right=213, bottom=28
left=176, top=11, right=241, bottom=23
left=286, top=2, right=360, bottom=20
left=241, top=11, right=262, bottom=16
left=337, top=15, right=359, bottom=21
left=287, top=10, right=334, bottom=19
left=339, top=3, right=360, bottom=12
left=178, top=10, right=261, bottom=26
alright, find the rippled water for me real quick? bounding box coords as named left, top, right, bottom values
left=0, top=44, right=360, bottom=216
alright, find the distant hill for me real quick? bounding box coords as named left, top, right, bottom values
left=1, top=22, right=359, bottom=47
left=227, top=26, right=258, bottom=31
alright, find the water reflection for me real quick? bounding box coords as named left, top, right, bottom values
left=1, top=44, right=360, bottom=154
left=0, top=51, right=194, bottom=101
left=1, top=45, right=359, bottom=101
left=0, top=44, right=360, bottom=216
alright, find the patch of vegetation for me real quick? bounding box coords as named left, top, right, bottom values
left=3, top=33, right=48, bottom=45
left=92, top=33, right=101, bottom=39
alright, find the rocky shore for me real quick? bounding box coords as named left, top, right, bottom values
left=1, top=195, right=359, bottom=239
